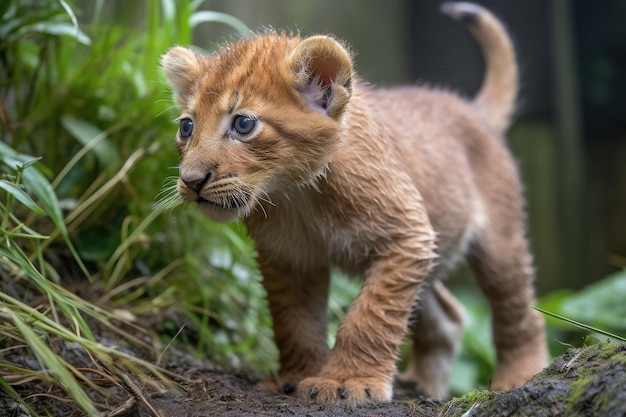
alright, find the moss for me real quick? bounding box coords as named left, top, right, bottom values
left=437, top=342, right=626, bottom=417
left=563, top=342, right=626, bottom=415
left=593, top=340, right=624, bottom=361
left=439, top=389, right=500, bottom=417
left=597, top=386, right=614, bottom=414
left=567, top=374, right=596, bottom=410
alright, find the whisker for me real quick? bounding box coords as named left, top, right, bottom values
left=153, top=176, right=183, bottom=212
left=253, top=188, right=274, bottom=218
left=257, top=190, right=276, bottom=207
left=257, top=201, right=268, bottom=218
left=155, top=104, right=181, bottom=118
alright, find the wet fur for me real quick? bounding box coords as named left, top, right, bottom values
left=161, top=2, right=547, bottom=406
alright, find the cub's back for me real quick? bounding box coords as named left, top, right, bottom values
left=353, top=85, right=518, bottom=258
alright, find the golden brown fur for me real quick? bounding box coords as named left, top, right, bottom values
left=161, top=2, right=547, bottom=405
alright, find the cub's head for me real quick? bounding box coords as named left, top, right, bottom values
left=161, top=32, right=353, bottom=222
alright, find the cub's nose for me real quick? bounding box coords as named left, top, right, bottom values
left=180, top=170, right=214, bottom=193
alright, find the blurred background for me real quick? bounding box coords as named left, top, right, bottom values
left=1, top=0, right=625, bottom=408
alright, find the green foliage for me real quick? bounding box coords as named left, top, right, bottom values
left=559, top=268, right=626, bottom=333
left=448, top=287, right=495, bottom=395
left=1, top=0, right=268, bottom=413
left=447, top=269, right=626, bottom=395
left=536, top=268, right=626, bottom=344
left=0, top=143, right=100, bottom=415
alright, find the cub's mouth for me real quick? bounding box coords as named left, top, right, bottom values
left=196, top=194, right=251, bottom=210
left=177, top=176, right=256, bottom=222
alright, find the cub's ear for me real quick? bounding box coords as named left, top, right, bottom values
left=288, top=35, right=354, bottom=119
left=160, top=46, right=205, bottom=107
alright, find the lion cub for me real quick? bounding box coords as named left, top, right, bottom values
left=161, top=1, right=547, bottom=405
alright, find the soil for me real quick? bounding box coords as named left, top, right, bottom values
left=2, top=335, right=626, bottom=417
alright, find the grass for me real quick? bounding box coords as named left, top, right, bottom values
left=1, top=1, right=269, bottom=414
left=533, top=306, right=626, bottom=343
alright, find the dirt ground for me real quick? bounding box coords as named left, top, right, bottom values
left=2, top=337, right=626, bottom=417
left=146, top=369, right=442, bottom=417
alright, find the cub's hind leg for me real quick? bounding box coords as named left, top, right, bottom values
left=469, top=216, right=548, bottom=390
left=401, top=280, right=465, bottom=398
left=258, top=258, right=331, bottom=394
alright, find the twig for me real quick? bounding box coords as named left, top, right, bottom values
left=22, top=392, right=75, bottom=403
left=107, top=396, right=137, bottom=417
left=96, top=356, right=163, bottom=417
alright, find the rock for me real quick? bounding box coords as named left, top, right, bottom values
left=440, top=341, right=626, bottom=416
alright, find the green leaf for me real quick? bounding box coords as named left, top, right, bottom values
left=0, top=7, right=60, bottom=41
left=560, top=269, right=626, bottom=330
left=160, top=0, right=176, bottom=24
left=27, top=22, right=91, bottom=45
left=0, top=179, right=45, bottom=214
left=61, top=115, right=119, bottom=167
left=189, top=11, right=251, bottom=35
left=58, top=0, right=81, bottom=34
left=19, top=156, right=43, bottom=170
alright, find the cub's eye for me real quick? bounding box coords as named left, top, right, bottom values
left=179, top=118, right=194, bottom=139
left=232, top=115, right=257, bottom=135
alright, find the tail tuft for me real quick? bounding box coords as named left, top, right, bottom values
left=442, top=2, right=518, bottom=134
left=440, top=2, right=480, bottom=26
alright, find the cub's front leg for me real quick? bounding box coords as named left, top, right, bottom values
left=297, top=232, right=436, bottom=406
left=258, top=257, right=331, bottom=394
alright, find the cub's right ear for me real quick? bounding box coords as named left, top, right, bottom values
left=288, top=35, right=354, bottom=120
left=160, top=46, right=205, bottom=107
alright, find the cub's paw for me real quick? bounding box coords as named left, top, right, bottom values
left=258, top=375, right=302, bottom=395
left=297, top=376, right=392, bottom=406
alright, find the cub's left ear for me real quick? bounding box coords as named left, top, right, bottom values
left=160, top=46, right=206, bottom=107
left=288, top=35, right=354, bottom=119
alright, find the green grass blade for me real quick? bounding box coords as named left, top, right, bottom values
left=28, top=21, right=91, bottom=45
left=0, top=291, right=173, bottom=385
left=0, top=179, right=46, bottom=215
left=0, top=244, right=95, bottom=341
left=533, top=305, right=626, bottom=342
left=189, top=11, right=251, bottom=35
left=60, top=115, right=119, bottom=167
left=7, top=311, right=100, bottom=416
left=0, top=141, right=91, bottom=279
left=0, top=375, right=39, bottom=417
left=58, top=0, right=78, bottom=28
left=102, top=207, right=162, bottom=291
left=160, top=0, right=176, bottom=24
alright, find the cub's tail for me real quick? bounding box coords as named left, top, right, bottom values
left=441, top=2, right=518, bottom=134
